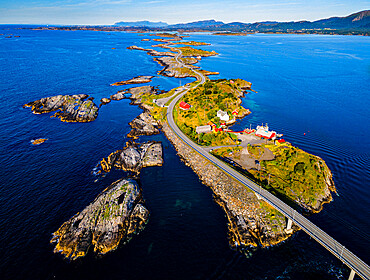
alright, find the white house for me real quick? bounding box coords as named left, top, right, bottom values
left=217, top=110, right=229, bottom=121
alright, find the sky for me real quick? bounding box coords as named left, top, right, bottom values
left=0, top=0, right=369, bottom=25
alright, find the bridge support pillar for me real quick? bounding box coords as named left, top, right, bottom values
left=284, top=218, right=293, bottom=234
left=348, top=269, right=355, bottom=280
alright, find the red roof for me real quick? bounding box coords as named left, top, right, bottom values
left=256, top=132, right=276, bottom=139
left=179, top=101, right=190, bottom=110
left=277, top=139, right=286, bottom=143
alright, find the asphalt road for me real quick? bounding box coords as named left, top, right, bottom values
left=165, top=49, right=370, bottom=280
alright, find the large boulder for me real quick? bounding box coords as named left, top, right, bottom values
left=98, top=141, right=163, bottom=174
left=128, top=112, right=160, bottom=139
left=50, top=178, right=149, bottom=260
left=24, top=94, right=99, bottom=122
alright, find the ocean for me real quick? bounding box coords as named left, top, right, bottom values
left=0, top=26, right=369, bottom=279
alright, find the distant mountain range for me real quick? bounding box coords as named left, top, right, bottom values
left=115, top=20, right=168, bottom=27
left=114, top=10, right=370, bottom=32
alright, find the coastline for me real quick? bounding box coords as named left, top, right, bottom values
left=22, top=29, right=337, bottom=257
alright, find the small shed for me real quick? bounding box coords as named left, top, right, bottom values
left=179, top=101, right=191, bottom=110
left=196, top=125, right=212, bottom=134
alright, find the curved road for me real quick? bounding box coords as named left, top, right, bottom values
left=166, top=50, right=370, bottom=280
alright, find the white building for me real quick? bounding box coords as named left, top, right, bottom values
left=196, top=125, right=212, bottom=134
left=217, top=110, right=229, bottom=122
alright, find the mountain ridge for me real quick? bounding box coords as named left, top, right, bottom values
left=114, top=10, right=369, bottom=32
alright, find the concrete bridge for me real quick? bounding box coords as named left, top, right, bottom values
left=165, top=51, right=370, bottom=279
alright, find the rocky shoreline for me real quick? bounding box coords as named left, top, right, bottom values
left=97, top=141, right=163, bottom=175
left=110, top=75, right=153, bottom=86
left=128, top=112, right=160, bottom=139
left=51, top=178, right=149, bottom=260
left=160, top=122, right=296, bottom=248
left=24, top=94, right=99, bottom=123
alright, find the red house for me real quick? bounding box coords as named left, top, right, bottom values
left=232, top=109, right=239, bottom=116
left=179, top=101, right=191, bottom=110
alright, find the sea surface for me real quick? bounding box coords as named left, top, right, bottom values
left=0, top=26, right=369, bottom=280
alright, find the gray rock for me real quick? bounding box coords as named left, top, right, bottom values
left=98, top=141, right=163, bottom=174
left=24, top=94, right=99, bottom=123
left=50, top=178, right=149, bottom=260
left=110, top=91, right=126, bottom=101
left=128, top=112, right=160, bottom=139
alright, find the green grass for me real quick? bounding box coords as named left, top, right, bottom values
left=174, top=79, right=251, bottom=146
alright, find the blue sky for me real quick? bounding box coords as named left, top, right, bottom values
left=0, top=0, right=369, bottom=25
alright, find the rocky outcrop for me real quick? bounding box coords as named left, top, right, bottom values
left=127, top=45, right=176, bottom=57
left=110, top=76, right=153, bottom=86
left=128, top=112, right=160, bottom=139
left=31, top=138, right=48, bottom=145
left=199, top=70, right=220, bottom=76
left=160, top=122, right=296, bottom=249
left=98, top=141, right=163, bottom=174
left=154, top=57, right=198, bottom=79
left=50, top=178, right=149, bottom=260
left=24, top=94, right=99, bottom=123
left=110, top=91, right=126, bottom=101
left=100, top=97, right=111, bottom=105
left=128, top=86, right=158, bottom=109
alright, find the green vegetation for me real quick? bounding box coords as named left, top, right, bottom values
left=258, top=201, right=285, bottom=232
left=172, top=46, right=218, bottom=57
left=212, top=142, right=335, bottom=211
left=211, top=146, right=242, bottom=159
left=250, top=143, right=333, bottom=209
left=150, top=33, right=181, bottom=38
left=174, top=79, right=251, bottom=146
left=172, top=41, right=210, bottom=46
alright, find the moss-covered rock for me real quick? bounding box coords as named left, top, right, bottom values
left=24, top=94, right=99, bottom=122
left=50, top=178, right=149, bottom=260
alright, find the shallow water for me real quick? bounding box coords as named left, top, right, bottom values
left=0, top=27, right=368, bottom=279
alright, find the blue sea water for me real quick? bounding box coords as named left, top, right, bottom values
left=0, top=26, right=369, bottom=280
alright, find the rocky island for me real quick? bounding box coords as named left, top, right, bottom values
left=51, top=178, right=149, bottom=260
left=128, top=112, right=160, bottom=139
left=31, top=138, right=48, bottom=145
left=24, top=94, right=99, bottom=122
left=110, top=75, right=153, bottom=86
left=128, top=42, right=218, bottom=80
left=97, top=141, right=163, bottom=174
